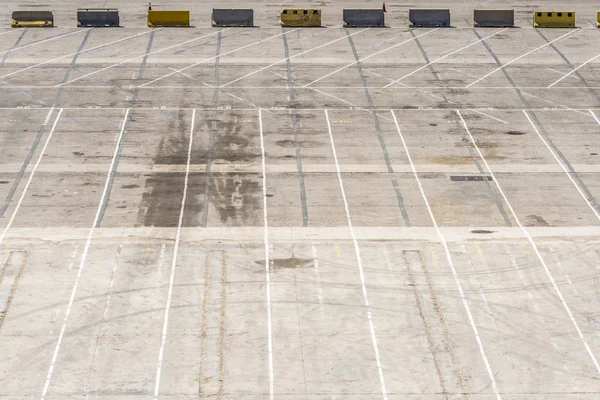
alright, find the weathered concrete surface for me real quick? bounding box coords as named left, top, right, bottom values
left=1, top=2, right=600, bottom=399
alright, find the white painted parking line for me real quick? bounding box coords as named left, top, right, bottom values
left=221, top=28, right=369, bottom=88
left=153, top=109, right=195, bottom=400
left=139, top=30, right=300, bottom=88
left=258, top=109, right=274, bottom=400
left=59, top=29, right=228, bottom=86
left=521, top=92, right=591, bottom=117
left=457, top=109, right=600, bottom=377
left=0, top=30, right=18, bottom=38
left=590, top=109, right=600, bottom=126
left=390, top=110, right=502, bottom=400
left=0, top=107, right=58, bottom=246
left=0, top=29, right=89, bottom=57
left=523, top=110, right=600, bottom=221
left=383, top=28, right=508, bottom=88
left=548, top=52, right=600, bottom=87
left=465, top=30, right=579, bottom=88
left=0, top=30, right=155, bottom=80
left=324, top=109, right=388, bottom=400
left=303, top=29, right=438, bottom=88
left=40, top=108, right=129, bottom=400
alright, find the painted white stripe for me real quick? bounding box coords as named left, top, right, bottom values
left=391, top=109, right=502, bottom=400
left=523, top=110, right=600, bottom=221
left=457, top=109, right=600, bottom=376
left=0, top=30, right=19, bottom=38
left=0, top=29, right=89, bottom=57
left=324, top=109, right=388, bottom=400
left=521, top=91, right=591, bottom=117
left=469, top=109, right=509, bottom=124
left=40, top=108, right=130, bottom=400
left=0, top=107, right=57, bottom=246
left=153, top=109, right=196, bottom=399
left=221, top=28, right=370, bottom=88
left=304, top=29, right=438, bottom=88
left=0, top=30, right=156, bottom=80
left=258, top=109, right=274, bottom=400
left=139, top=30, right=300, bottom=88
left=384, top=28, right=508, bottom=88
left=465, top=29, right=578, bottom=88
left=590, top=109, right=600, bottom=126
left=548, top=52, right=600, bottom=87
left=59, top=29, right=228, bottom=86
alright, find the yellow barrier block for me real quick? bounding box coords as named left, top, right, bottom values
left=12, top=19, right=53, bottom=27
left=11, top=11, right=53, bottom=27
left=148, top=10, right=190, bottom=27
left=597, top=12, right=600, bottom=27
left=280, top=9, right=321, bottom=27
left=533, top=11, right=575, bottom=28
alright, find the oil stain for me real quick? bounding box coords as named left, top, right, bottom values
left=525, top=215, right=550, bottom=227
left=506, top=131, right=525, bottom=135
left=471, top=229, right=495, bottom=234
left=255, top=256, right=314, bottom=271
left=139, top=111, right=263, bottom=227
left=139, top=109, right=199, bottom=227
left=276, top=139, right=322, bottom=148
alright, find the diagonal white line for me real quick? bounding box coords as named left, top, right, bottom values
left=391, top=109, right=502, bottom=400
left=457, top=109, right=600, bottom=378
left=304, top=28, right=439, bottom=88
left=548, top=52, right=600, bottom=88
left=58, top=29, right=228, bottom=87
left=0, top=30, right=156, bottom=80
left=40, top=108, right=130, bottom=400
left=465, top=29, right=578, bottom=88
left=0, top=29, right=90, bottom=57
left=220, top=28, right=370, bottom=88
left=139, top=29, right=301, bottom=88
left=384, top=28, right=508, bottom=88
left=153, top=109, right=196, bottom=400
left=524, top=110, right=600, bottom=220
left=0, top=107, right=57, bottom=246
left=0, top=30, right=19, bottom=38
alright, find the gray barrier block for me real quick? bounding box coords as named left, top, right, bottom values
left=409, top=9, right=451, bottom=27
left=12, top=11, right=54, bottom=27
left=474, top=9, right=514, bottom=27
left=77, top=8, right=119, bottom=27
left=212, top=9, right=254, bottom=27
left=343, top=9, right=385, bottom=27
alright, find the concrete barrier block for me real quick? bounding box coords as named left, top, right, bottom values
left=474, top=9, right=515, bottom=27
left=77, top=8, right=119, bottom=27
left=409, top=9, right=451, bottom=27
left=212, top=9, right=254, bottom=27
left=148, top=10, right=190, bottom=27
left=343, top=9, right=385, bottom=27
left=12, top=11, right=54, bottom=27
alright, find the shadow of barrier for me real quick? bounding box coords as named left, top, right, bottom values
left=77, top=8, right=119, bottom=27
left=11, top=11, right=54, bottom=27
left=148, top=10, right=190, bottom=27
left=409, top=9, right=451, bottom=27
left=474, top=9, right=515, bottom=27
left=533, top=11, right=575, bottom=28
left=212, top=9, right=254, bottom=27
left=280, top=9, right=321, bottom=27
left=343, top=9, right=385, bottom=27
